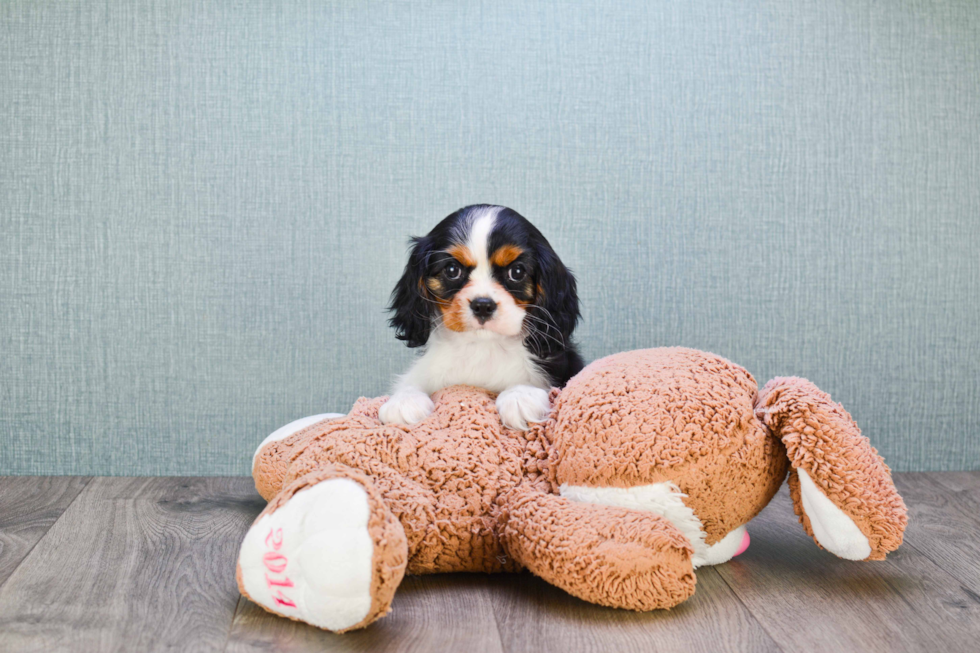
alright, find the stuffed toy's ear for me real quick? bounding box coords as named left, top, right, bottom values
left=388, top=236, right=435, bottom=348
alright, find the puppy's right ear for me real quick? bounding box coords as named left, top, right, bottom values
left=388, top=236, right=434, bottom=348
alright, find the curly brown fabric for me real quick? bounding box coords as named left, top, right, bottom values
left=548, top=348, right=787, bottom=544
left=755, top=377, right=907, bottom=560
left=239, top=347, right=907, bottom=632
left=499, top=486, right=696, bottom=610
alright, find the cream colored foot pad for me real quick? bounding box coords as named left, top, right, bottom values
left=238, top=478, right=375, bottom=631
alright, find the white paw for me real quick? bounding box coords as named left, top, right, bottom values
left=496, top=385, right=551, bottom=431
left=797, top=468, right=872, bottom=560
left=238, top=478, right=375, bottom=632
left=379, top=389, right=434, bottom=426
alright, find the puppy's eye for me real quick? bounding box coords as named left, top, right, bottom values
left=508, top=265, right=526, bottom=283
left=445, top=263, right=462, bottom=280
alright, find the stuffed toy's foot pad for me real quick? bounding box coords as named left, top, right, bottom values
left=796, top=468, right=872, bottom=560
left=238, top=478, right=376, bottom=631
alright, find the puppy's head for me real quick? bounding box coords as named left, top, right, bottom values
left=388, top=205, right=579, bottom=356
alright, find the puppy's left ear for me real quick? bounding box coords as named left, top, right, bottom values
left=388, top=236, right=434, bottom=348
left=529, top=242, right=580, bottom=356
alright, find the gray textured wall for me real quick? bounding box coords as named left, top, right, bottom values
left=2, top=0, right=978, bottom=476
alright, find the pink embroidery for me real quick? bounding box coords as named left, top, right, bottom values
left=263, top=551, right=288, bottom=574
left=272, top=591, right=297, bottom=608
left=266, top=573, right=294, bottom=588
left=262, top=527, right=295, bottom=607
left=265, top=527, right=284, bottom=550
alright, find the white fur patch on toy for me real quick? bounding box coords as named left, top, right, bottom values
left=796, top=468, right=872, bottom=560
left=560, top=482, right=746, bottom=569
left=253, top=413, right=345, bottom=468
left=238, top=478, right=375, bottom=631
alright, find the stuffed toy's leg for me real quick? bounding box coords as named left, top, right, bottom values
left=559, top=483, right=753, bottom=569
left=251, top=412, right=346, bottom=472
left=237, top=465, right=408, bottom=632
left=756, top=377, right=907, bottom=561
left=499, top=487, right=697, bottom=610
left=249, top=412, right=347, bottom=500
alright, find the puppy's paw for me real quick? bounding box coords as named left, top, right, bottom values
left=496, top=385, right=551, bottom=431
left=379, top=389, right=434, bottom=426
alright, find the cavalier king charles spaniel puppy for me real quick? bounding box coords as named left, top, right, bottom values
left=379, top=204, right=583, bottom=431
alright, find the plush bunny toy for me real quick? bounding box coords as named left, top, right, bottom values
left=237, top=347, right=907, bottom=632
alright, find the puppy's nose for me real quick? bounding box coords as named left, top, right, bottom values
left=469, top=297, right=497, bottom=324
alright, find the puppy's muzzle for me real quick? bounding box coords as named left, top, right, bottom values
left=469, top=297, right=497, bottom=324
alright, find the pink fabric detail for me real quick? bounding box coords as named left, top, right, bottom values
left=265, top=527, right=284, bottom=550
left=263, top=551, right=288, bottom=574
left=272, top=591, right=297, bottom=608
left=266, top=573, right=294, bottom=588
left=734, top=529, right=750, bottom=556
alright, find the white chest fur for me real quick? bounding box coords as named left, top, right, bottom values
left=402, top=328, right=547, bottom=395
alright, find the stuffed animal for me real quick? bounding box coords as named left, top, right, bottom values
left=236, top=347, right=907, bottom=632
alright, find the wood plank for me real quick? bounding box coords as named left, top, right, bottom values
left=927, top=471, right=980, bottom=491
left=227, top=513, right=774, bottom=652
left=226, top=573, right=505, bottom=653
left=487, top=567, right=781, bottom=653
left=1, top=473, right=975, bottom=652
left=0, top=476, right=90, bottom=587
left=921, top=471, right=980, bottom=511
left=892, top=473, right=980, bottom=593
left=714, top=483, right=980, bottom=653
left=0, top=477, right=263, bottom=653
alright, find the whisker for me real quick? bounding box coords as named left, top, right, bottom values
left=530, top=305, right=563, bottom=330
left=521, top=324, right=544, bottom=353
left=523, top=312, right=559, bottom=331
left=415, top=287, right=451, bottom=308
left=522, top=313, right=565, bottom=348
left=523, top=320, right=565, bottom=350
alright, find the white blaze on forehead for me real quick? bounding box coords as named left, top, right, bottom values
left=463, top=206, right=499, bottom=283
left=446, top=205, right=525, bottom=337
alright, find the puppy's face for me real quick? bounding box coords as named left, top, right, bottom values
left=389, top=205, right=579, bottom=354
left=422, top=207, right=532, bottom=337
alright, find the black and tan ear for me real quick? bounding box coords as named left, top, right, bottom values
left=528, top=241, right=580, bottom=357
left=388, top=236, right=435, bottom=348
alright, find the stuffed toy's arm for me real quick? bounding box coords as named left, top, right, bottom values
left=497, top=485, right=697, bottom=611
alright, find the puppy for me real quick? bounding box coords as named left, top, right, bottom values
left=379, top=205, right=584, bottom=430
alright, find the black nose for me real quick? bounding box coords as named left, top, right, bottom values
left=469, top=297, right=497, bottom=323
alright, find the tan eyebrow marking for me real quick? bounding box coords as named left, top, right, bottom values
left=446, top=244, right=476, bottom=268
left=490, top=245, right=523, bottom=267
left=425, top=277, right=444, bottom=293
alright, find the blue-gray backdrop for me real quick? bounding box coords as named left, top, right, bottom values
left=2, top=0, right=978, bottom=475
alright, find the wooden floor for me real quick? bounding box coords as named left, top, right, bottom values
left=0, top=474, right=978, bottom=652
